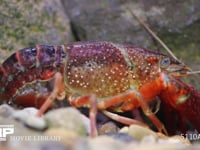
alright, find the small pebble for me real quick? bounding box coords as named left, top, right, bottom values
left=45, top=107, right=87, bottom=136
left=25, top=115, right=47, bottom=130
left=98, top=121, right=119, bottom=135
left=12, top=110, right=29, bottom=122
left=158, top=135, right=191, bottom=145
left=12, top=107, right=38, bottom=123
left=0, top=104, right=14, bottom=117
left=22, top=107, right=38, bottom=115
left=74, top=139, right=90, bottom=150
left=140, top=135, right=157, bottom=144
left=80, top=113, right=91, bottom=134
left=120, top=125, right=158, bottom=141
left=45, top=128, right=80, bottom=148
left=89, top=136, right=125, bottom=150
left=39, top=141, right=67, bottom=150
left=122, top=142, right=181, bottom=150
left=105, top=132, right=135, bottom=143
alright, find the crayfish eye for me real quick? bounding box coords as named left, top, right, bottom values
left=160, top=57, right=171, bottom=68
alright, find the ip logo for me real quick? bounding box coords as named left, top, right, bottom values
left=0, top=125, right=14, bottom=141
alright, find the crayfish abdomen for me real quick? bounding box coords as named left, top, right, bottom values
left=0, top=45, right=66, bottom=101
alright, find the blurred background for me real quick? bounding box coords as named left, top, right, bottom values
left=0, top=0, right=199, bottom=89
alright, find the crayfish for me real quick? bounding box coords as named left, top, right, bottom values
left=0, top=41, right=199, bottom=137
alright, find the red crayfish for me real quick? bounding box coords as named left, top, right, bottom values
left=0, top=41, right=199, bottom=136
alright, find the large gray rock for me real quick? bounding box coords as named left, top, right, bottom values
left=62, top=0, right=152, bottom=45
left=0, top=0, right=73, bottom=61
left=44, top=107, right=88, bottom=136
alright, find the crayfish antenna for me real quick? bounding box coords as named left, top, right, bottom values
left=186, top=71, right=200, bottom=75
left=127, top=6, right=179, bottom=62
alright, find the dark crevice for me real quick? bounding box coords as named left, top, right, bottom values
left=70, top=21, right=81, bottom=41
left=60, top=0, right=81, bottom=41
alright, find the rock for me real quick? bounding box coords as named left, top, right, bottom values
left=158, top=135, right=191, bottom=145
left=12, top=110, right=30, bottom=122
left=122, top=142, right=184, bottom=150
left=24, top=115, right=47, bottom=131
left=0, top=0, right=73, bottom=61
left=186, top=144, right=200, bottom=150
left=11, top=107, right=47, bottom=131
left=39, top=141, right=67, bottom=150
left=120, top=125, right=192, bottom=147
left=80, top=113, right=91, bottom=135
left=140, top=135, right=157, bottom=144
left=12, top=107, right=39, bottom=122
left=44, top=107, right=88, bottom=136
left=9, top=140, right=68, bottom=150
left=22, top=107, right=38, bottom=115
left=20, top=141, right=68, bottom=150
left=0, top=104, right=14, bottom=118
left=62, top=0, right=200, bottom=52
left=0, top=117, right=43, bottom=146
left=62, top=0, right=152, bottom=45
left=121, top=133, right=190, bottom=150
left=74, top=139, right=90, bottom=150
left=105, top=132, right=135, bottom=143
left=45, top=128, right=80, bottom=148
left=98, top=121, right=119, bottom=135
left=88, top=136, right=125, bottom=150
left=120, top=125, right=158, bottom=141
left=0, top=106, right=199, bottom=150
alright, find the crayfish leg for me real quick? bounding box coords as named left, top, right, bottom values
left=37, top=72, right=66, bottom=116
left=69, top=94, right=148, bottom=137
left=138, top=96, right=168, bottom=135
left=88, top=94, right=98, bottom=137
left=102, top=110, right=148, bottom=127
left=70, top=94, right=98, bottom=137
left=70, top=89, right=168, bottom=136
left=98, top=90, right=168, bottom=135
